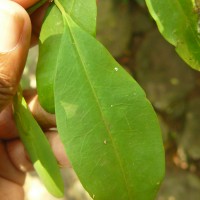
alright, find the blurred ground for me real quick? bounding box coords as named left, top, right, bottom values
left=24, top=0, right=200, bottom=199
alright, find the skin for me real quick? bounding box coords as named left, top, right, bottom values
left=0, top=0, right=69, bottom=199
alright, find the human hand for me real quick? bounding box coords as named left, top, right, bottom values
left=0, top=1, right=69, bottom=199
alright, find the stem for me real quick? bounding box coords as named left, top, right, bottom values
left=27, top=0, right=49, bottom=15
left=54, top=0, right=65, bottom=16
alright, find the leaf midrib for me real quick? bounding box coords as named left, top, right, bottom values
left=54, top=0, right=132, bottom=198
left=65, top=21, right=132, bottom=198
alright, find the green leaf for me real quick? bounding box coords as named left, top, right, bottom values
left=60, top=0, right=97, bottom=35
left=145, top=0, right=200, bottom=70
left=36, top=0, right=97, bottom=113
left=36, top=4, right=63, bottom=113
left=13, top=91, right=64, bottom=198
left=54, top=2, right=165, bottom=199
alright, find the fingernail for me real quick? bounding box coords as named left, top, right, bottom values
left=0, top=9, right=24, bottom=52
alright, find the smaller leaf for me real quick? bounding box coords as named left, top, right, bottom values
left=36, top=4, right=63, bottom=113
left=36, top=0, right=97, bottom=113
left=13, top=90, right=64, bottom=198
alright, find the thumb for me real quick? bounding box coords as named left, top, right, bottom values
left=0, top=1, right=31, bottom=111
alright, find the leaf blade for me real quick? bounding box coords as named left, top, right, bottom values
left=36, top=4, right=63, bottom=113
left=60, top=0, right=97, bottom=36
left=13, top=92, right=64, bottom=197
left=54, top=10, right=165, bottom=199
left=36, top=1, right=97, bottom=113
left=145, top=0, right=200, bottom=70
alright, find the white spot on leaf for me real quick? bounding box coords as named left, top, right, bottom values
left=114, top=67, right=119, bottom=71
left=156, top=181, right=160, bottom=185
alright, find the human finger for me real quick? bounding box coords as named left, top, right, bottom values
left=0, top=141, right=25, bottom=185
left=23, top=90, right=56, bottom=129
left=0, top=141, right=25, bottom=199
left=6, top=140, right=33, bottom=172
left=6, top=132, right=69, bottom=173
left=0, top=105, right=18, bottom=139
left=45, top=131, right=70, bottom=168
left=0, top=89, right=55, bottom=140
left=11, top=0, right=41, bottom=9
left=30, top=1, right=50, bottom=46
left=0, top=1, right=31, bottom=111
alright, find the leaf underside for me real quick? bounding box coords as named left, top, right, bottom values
left=13, top=94, right=64, bottom=197
left=145, top=0, right=200, bottom=70
left=36, top=0, right=97, bottom=113
left=53, top=1, right=165, bottom=199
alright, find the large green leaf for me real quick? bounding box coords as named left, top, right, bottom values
left=145, top=0, right=200, bottom=70
left=36, top=0, right=97, bottom=113
left=54, top=1, right=165, bottom=199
